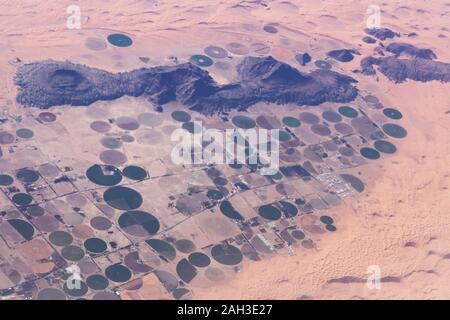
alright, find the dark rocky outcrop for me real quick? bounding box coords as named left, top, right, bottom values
left=359, top=56, right=450, bottom=83
left=15, top=56, right=359, bottom=114
left=359, top=29, right=450, bottom=83
left=326, top=49, right=359, bottom=62
left=385, top=43, right=437, bottom=60
left=359, top=56, right=380, bottom=75
left=362, top=36, right=377, bottom=44
left=364, top=27, right=400, bottom=40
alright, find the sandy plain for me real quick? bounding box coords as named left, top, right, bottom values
left=0, top=0, right=449, bottom=300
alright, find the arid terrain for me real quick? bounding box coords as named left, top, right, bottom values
left=0, top=0, right=449, bottom=300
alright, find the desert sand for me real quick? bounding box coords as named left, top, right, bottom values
left=0, top=0, right=449, bottom=300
